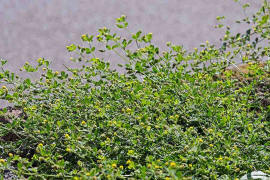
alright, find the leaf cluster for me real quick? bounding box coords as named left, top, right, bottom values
left=0, top=1, right=270, bottom=179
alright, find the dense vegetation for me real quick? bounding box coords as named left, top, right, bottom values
left=0, top=1, right=269, bottom=179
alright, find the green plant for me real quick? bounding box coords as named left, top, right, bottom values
left=0, top=1, right=269, bottom=179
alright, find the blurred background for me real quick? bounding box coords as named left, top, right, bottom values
left=0, top=0, right=263, bottom=72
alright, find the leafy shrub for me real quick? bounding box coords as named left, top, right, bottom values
left=0, top=1, right=269, bottom=179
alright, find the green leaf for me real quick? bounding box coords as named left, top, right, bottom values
left=217, top=24, right=224, bottom=28
left=112, top=44, right=119, bottom=49
left=116, top=24, right=124, bottom=29
left=81, top=34, right=89, bottom=41
left=124, top=22, right=128, bottom=28
left=66, top=44, right=77, bottom=52
left=1, top=59, right=7, bottom=66
left=135, top=62, right=143, bottom=72
left=1, top=107, right=7, bottom=113
left=260, top=15, right=269, bottom=25
left=242, top=3, right=250, bottom=9
left=106, top=45, right=112, bottom=50
left=98, top=49, right=106, bottom=53
left=216, top=16, right=225, bottom=21
left=23, top=63, right=38, bottom=72
left=85, top=48, right=91, bottom=54
left=24, top=78, right=31, bottom=86
left=146, top=33, right=153, bottom=42
left=46, top=70, right=54, bottom=79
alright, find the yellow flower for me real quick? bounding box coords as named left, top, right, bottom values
left=66, top=148, right=71, bottom=152
left=208, top=129, right=213, bottom=133
left=42, top=68, right=46, bottom=71
left=147, top=164, right=151, bottom=168
left=154, top=165, right=159, bottom=169
left=209, top=144, right=214, bottom=147
left=165, top=162, right=169, bottom=165
left=188, top=164, right=192, bottom=168
left=0, top=159, right=5, bottom=163
left=8, top=153, right=13, bottom=157
left=182, top=158, right=187, bottom=162
left=38, top=143, right=43, bottom=147
left=165, top=177, right=171, bottom=180
left=128, top=150, right=134, bottom=155
left=81, top=121, right=86, bottom=125
left=2, top=86, right=7, bottom=89
left=126, top=108, right=131, bottom=113
left=81, top=34, right=87, bottom=40
left=77, top=161, right=82, bottom=166
left=170, top=162, right=176, bottom=168
left=126, top=160, right=132, bottom=164
left=218, top=157, right=223, bottom=161
left=198, top=138, right=203, bottom=143
left=37, top=57, right=43, bottom=62
left=112, top=163, right=117, bottom=168
left=65, top=134, right=70, bottom=139
left=119, top=165, right=124, bottom=170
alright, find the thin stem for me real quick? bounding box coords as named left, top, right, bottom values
left=112, top=49, right=130, bottom=62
